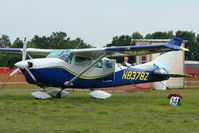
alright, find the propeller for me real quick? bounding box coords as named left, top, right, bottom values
left=24, top=67, right=36, bottom=82
left=2, top=39, right=36, bottom=88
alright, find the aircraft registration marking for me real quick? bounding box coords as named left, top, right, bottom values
left=122, top=71, right=149, bottom=81
left=124, top=50, right=148, bottom=56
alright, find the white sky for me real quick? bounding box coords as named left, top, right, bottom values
left=0, top=0, right=199, bottom=47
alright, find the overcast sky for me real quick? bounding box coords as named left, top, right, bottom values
left=0, top=0, right=199, bottom=47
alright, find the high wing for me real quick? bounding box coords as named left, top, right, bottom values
left=0, top=37, right=188, bottom=58
left=0, top=48, right=52, bottom=56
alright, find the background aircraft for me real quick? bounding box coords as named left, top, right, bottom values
left=0, top=37, right=189, bottom=99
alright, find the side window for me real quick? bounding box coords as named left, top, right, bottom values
left=95, top=61, right=103, bottom=68
left=74, top=56, right=91, bottom=67
left=105, top=60, right=113, bottom=68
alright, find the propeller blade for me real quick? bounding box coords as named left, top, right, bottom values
left=9, top=68, right=20, bottom=77
left=1, top=68, right=20, bottom=88
left=24, top=67, right=36, bottom=82
left=22, top=38, right=27, bottom=61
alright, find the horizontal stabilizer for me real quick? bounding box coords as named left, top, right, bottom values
left=180, top=46, right=189, bottom=51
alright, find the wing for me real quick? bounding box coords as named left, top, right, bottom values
left=0, top=48, right=53, bottom=56
left=72, top=37, right=187, bottom=58
left=0, top=37, right=187, bottom=58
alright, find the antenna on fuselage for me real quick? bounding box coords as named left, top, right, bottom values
left=75, top=42, right=81, bottom=49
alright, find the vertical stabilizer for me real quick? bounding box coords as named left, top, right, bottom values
left=152, top=51, right=179, bottom=72
left=152, top=37, right=183, bottom=72
left=168, top=37, right=183, bottom=46
left=131, top=37, right=183, bottom=72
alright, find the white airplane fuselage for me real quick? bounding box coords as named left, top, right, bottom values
left=17, top=56, right=168, bottom=89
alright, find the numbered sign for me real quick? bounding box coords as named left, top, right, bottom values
left=170, top=97, right=180, bottom=106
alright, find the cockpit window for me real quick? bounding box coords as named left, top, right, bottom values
left=74, top=56, right=91, bottom=67
left=95, top=60, right=103, bottom=68
left=47, top=50, right=73, bottom=64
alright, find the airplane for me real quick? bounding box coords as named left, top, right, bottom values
left=0, top=37, right=189, bottom=99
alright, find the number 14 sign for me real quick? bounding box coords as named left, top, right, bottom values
left=170, top=97, right=180, bottom=106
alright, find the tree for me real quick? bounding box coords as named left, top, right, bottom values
left=144, top=31, right=173, bottom=39
left=49, top=32, right=67, bottom=49
left=107, top=35, right=133, bottom=47
left=196, top=34, right=199, bottom=61
left=132, top=32, right=143, bottom=39
left=197, top=34, right=199, bottom=43
left=176, top=30, right=198, bottom=61
left=0, top=32, right=93, bottom=67
left=106, top=35, right=135, bottom=63
left=0, top=35, right=19, bottom=67
left=0, top=35, right=11, bottom=48
left=29, top=32, right=92, bottom=49
left=145, top=33, right=153, bottom=39
left=30, top=35, right=50, bottom=49
left=11, top=38, right=24, bottom=48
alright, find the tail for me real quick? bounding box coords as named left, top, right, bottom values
left=152, top=51, right=178, bottom=73
left=168, top=37, right=183, bottom=46
left=131, top=37, right=191, bottom=79
left=152, top=37, right=183, bottom=73
left=132, top=37, right=184, bottom=73
left=152, top=37, right=192, bottom=77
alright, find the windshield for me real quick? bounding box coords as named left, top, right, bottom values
left=47, top=50, right=73, bottom=64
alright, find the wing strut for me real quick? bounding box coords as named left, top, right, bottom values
left=64, top=52, right=107, bottom=87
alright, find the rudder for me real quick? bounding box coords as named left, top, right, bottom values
left=168, top=37, right=183, bottom=46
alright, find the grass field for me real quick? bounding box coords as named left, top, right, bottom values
left=0, top=87, right=199, bottom=133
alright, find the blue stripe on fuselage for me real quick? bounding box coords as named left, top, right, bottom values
left=22, top=67, right=169, bottom=88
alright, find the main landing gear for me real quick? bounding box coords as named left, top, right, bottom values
left=31, top=87, right=112, bottom=100
left=49, top=88, right=70, bottom=98
left=31, top=88, right=69, bottom=99
left=89, top=88, right=112, bottom=99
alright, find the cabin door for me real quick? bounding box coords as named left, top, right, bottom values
left=102, top=59, right=116, bottom=81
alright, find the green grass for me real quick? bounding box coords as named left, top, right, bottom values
left=0, top=87, right=199, bottom=133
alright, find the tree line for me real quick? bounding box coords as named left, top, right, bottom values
left=0, top=32, right=93, bottom=67
left=0, top=31, right=198, bottom=67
